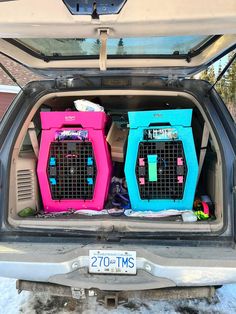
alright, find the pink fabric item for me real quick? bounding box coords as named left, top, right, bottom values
left=177, top=176, right=183, bottom=184
left=202, top=201, right=210, bottom=215
left=37, top=112, right=112, bottom=212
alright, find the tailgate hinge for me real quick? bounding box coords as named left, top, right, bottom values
left=98, top=28, right=109, bottom=71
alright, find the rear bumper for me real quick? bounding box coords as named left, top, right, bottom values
left=0, top=242, right=236, bottom=291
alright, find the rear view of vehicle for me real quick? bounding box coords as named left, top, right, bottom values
left=0, top=0, right=236, bottom=306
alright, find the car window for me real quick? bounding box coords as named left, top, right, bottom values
left=200, top=50, right=236, bottom=121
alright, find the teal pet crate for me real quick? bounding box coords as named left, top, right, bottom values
left=124, top=109, right=198, bottom=211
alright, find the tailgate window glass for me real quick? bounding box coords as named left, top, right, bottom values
left=11, top=36, right=215, bottom=59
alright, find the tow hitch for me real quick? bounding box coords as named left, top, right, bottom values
left=97, top=291, right=127, bottom=308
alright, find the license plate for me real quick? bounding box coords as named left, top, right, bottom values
left=89, top=250, right=136, bottom=275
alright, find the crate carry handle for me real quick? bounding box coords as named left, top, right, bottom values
left=128, top=110, right=193, bottom=128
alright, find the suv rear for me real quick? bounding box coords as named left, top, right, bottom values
left=0, top=0, right=236, bottom=301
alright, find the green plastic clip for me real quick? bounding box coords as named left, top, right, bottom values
left=147, top=154, right=158, bottom=181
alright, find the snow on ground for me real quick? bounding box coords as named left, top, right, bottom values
left=1, top=277, right=236, bottom=314
left=0, top=278, right=29, bottom=314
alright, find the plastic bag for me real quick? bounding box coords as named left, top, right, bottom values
left=74, top=99, right=104, bottom=112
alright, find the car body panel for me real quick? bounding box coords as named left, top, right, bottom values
left=0, top=0, right=236, bottom=38
left=0, top=241, right=236, bottom=290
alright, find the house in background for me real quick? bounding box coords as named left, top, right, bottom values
left=0, top=85, right=20, bottom=118
left=0, top=54, right=42, bottom=118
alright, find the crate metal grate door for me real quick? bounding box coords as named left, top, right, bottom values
left=136, top=141, right=187, bottom=200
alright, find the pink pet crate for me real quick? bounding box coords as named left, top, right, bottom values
left=37, top=111, right=112, bottom=212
